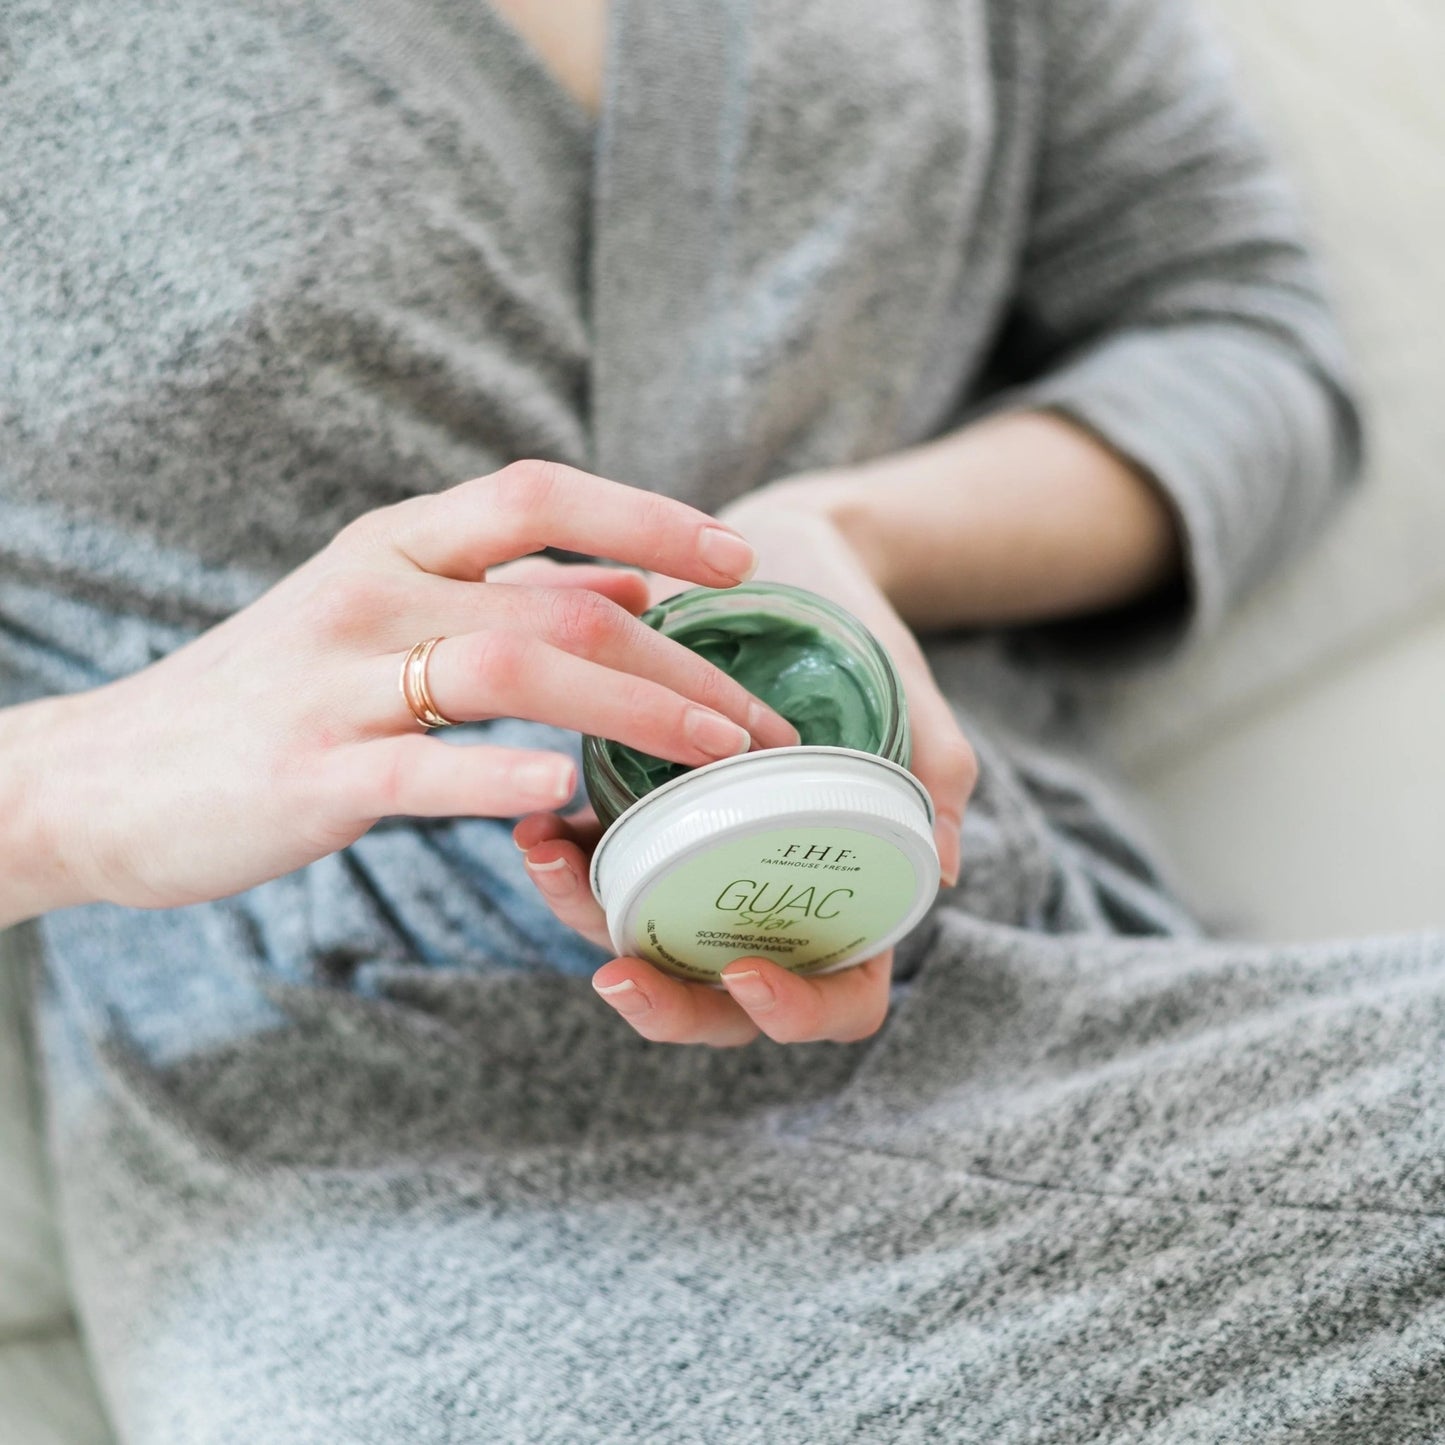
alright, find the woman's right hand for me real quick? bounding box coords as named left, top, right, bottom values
left=7, top=460, right=798, bottom=922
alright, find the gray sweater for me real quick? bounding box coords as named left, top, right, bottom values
left=11, top=4, right=1433, bottom=1444
left=3, top=0, right=1358, bottom=674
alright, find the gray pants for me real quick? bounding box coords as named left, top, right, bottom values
left=30, top=882, right=1445, bottom=1443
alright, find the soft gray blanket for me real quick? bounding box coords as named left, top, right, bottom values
left=9, top=0, right=1441, bottom=1440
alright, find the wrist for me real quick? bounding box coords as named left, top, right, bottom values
left=0, top=694, right=98, bottom=926
left=727, top=412, right=1186, bottom=632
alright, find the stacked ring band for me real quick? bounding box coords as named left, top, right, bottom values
left=400, top=636, right=459, bottom=730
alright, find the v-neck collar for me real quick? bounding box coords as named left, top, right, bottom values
left=587, top=0, right=753, bottom=503
left=587, top=0, right=996, bottom=515
left=478, top=2, right=603, bottom=143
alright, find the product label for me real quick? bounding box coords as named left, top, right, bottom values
left=630, top=826, right=919, bottom=982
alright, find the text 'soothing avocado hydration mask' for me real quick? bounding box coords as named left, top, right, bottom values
left=584, top=584, right=939, bottom=984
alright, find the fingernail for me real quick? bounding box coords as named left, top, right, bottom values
left=749, top=700, right=799, bottom=748
left=721, top=968, right=775, bottom=1013
left=524, top=853, right=576, bottom=896
left=697, top=527, right=758, bottom=582
left=685, top=707, right=751, bottom=760
left=594, top=978, right=652, bottom=1018
left=513, top=759, right=575, bottom=803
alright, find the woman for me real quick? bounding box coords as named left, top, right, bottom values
left=6, top=0, right=1438, bottom=1440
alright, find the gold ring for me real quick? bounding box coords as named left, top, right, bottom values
left=399, top=636, right=458, bottom=730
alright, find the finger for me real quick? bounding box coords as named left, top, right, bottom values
left=492, top=586, right=799, bottom=749
left=834, top=600, right=974, bottom=886
left=485, top=559, right=651, bottom=614
left=591, top=959, right=761, bottom=1048
left=903, top=687, right=976, bottom=887
left=416, top=633, right=766, bottom=769
left=718, top=952, right=894, bottom=1044
left=333, top=738, right=577, bottom=821
left=383, top=459, right=760, bottom=587
left=512, top=808, right=603, bottom=853
left=381, top=583, right=798, bottom=751
left=516, top=838, right=614, bottom=951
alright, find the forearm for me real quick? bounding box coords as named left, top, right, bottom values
left=0, top=695, right=92, bottom=928
left=727, top=411, right=1183, bottom=633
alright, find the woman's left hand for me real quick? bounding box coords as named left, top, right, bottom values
left=515, top=489, right=977, bottom=1048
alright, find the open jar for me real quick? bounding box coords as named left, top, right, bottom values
left=583, top=583, right=939, bottom=984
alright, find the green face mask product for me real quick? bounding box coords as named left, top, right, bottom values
left=583, top=584, right=939, bottom=985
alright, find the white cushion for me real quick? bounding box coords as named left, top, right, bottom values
left=0, top=1332, right=116, bottom=1445
left=1103, top=0, right=1445, bottom=773
left=0, top=930, right=73, bottom=1339
left=1132, top=601, right=1445, bottom=941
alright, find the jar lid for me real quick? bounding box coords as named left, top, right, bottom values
left=590, top=747, right=939, bottom=983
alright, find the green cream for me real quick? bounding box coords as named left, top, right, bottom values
left=603, top=611, right=887, bottom=800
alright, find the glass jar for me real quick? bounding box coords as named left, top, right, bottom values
left=583, top=582, right=913, bottom=829
left=581, top=584, right=938, bottom=985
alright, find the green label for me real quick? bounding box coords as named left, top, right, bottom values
left=630, top=826, right=918, bottom=982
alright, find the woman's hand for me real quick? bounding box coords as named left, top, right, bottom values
left=512, top=809, right=895, bottom=1048
left=514, top=493, right=976, bottom=1049
left=3, top=460, right=799, bottom=924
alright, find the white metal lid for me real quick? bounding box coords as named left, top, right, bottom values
left=590, top=747, right=939, bottom=979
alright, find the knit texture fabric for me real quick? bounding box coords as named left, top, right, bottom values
left=7, top=1, right=1432, bottom=1441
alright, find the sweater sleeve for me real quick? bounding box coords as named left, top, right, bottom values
left=998, top=0, right=1365, bottom=660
